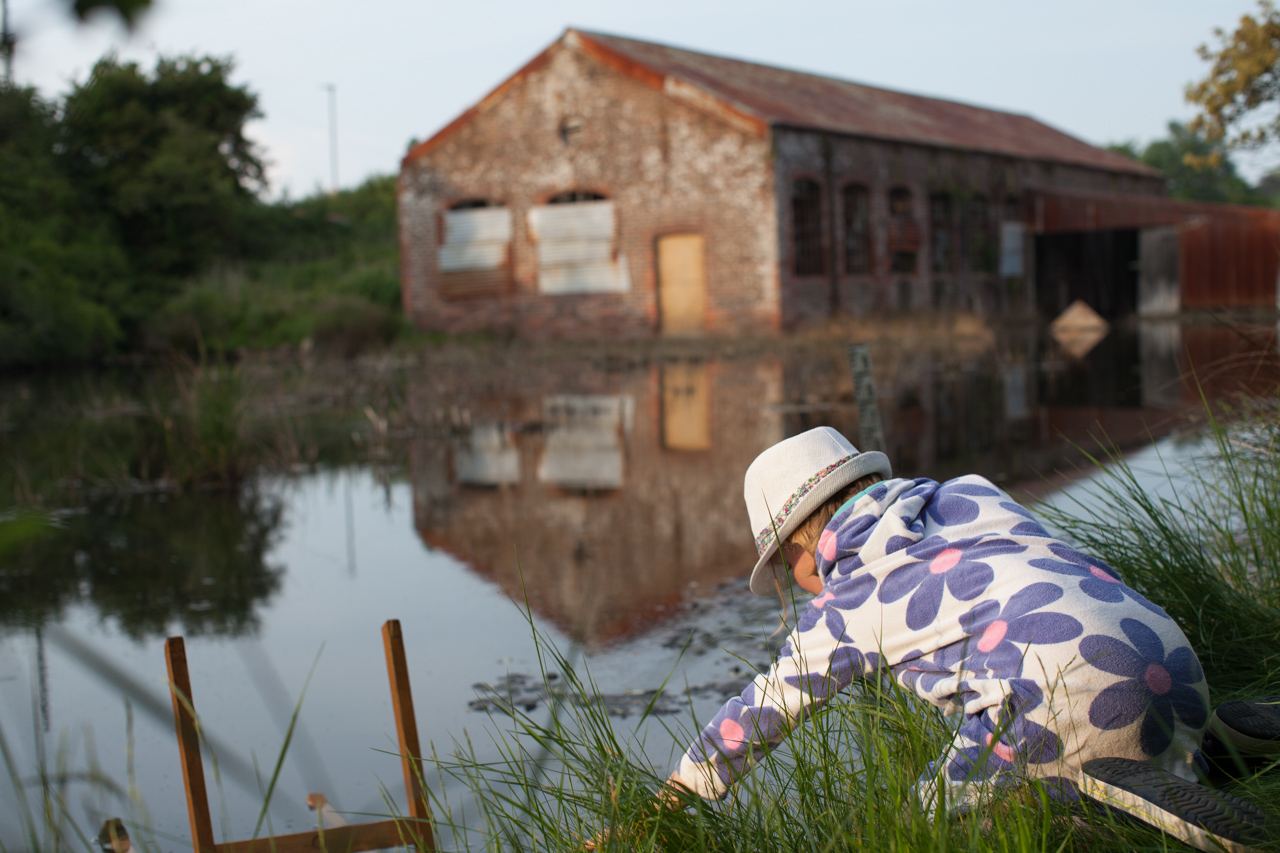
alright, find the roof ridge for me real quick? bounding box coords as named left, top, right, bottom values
left=570, top=28, right=1039, bottom=124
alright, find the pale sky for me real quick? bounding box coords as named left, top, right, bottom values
left=6, top=0, right=1268, bottom=198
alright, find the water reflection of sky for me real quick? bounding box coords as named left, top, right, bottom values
left=0, top=474, right=574, bottom=848
left=1, top=321, right=1277, bottom=849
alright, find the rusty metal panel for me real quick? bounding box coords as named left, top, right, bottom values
left=1180, top=217, right=1280, bottom=309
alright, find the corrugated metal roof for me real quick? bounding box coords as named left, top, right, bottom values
left=574, top=30, right=1158, bottom=178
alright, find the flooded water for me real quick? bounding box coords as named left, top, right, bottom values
left=1, top=319, right=1276, bottom=849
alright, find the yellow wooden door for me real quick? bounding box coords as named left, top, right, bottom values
left=657, top=234, right=706, bottom=334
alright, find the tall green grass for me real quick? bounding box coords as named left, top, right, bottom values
left=427, top=611, right=1278, bottom=852
left=1038, top=394, right=1280, bottom=696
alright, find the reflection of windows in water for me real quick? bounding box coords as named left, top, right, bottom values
left=897, top=280, right=913, bottom=312
left=929, top=192, right=953, bottom=273
left=454, top=423, right=520, bottom=487
left=537, top=395, right=634, bottom=490
left=791, top=178, right=825, bottom=276
left=842, top=184, right=872, bottom=274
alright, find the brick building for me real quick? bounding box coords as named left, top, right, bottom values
left=398, top=29, right=1175, bottom=338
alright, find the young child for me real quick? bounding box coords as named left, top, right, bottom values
left=664, top=427, right=1276, bottom=851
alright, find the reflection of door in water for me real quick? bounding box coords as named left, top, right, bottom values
left=661, top=363, right=710, bottom=451
left=657, top=234, right=706, bottom=334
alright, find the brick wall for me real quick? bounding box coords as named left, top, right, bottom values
left=399, top=42, right=779, bottom=339
left=770, top=128, right=1167, bottom=327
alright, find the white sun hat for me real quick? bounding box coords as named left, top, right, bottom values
left=745, top=427, right=891, bottom=597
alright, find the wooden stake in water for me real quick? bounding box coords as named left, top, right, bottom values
left=847, top=344, right=885, bottom=453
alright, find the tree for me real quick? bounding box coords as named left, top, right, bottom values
left=1107, top=123, right=1259, bottom=204
left=0, top=85, right=123, bottom=364
left=1187, top=0, right=1280, bottom=166
left=59, top=54, right=265, bottom=325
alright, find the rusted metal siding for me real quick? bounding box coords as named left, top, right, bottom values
left=1180, top=217, right=1280, bottom=309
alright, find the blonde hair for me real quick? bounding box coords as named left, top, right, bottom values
left=785, top=472, right=885, bottom=556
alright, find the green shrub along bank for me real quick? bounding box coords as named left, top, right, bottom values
left=0, top=60, right=402, bottom=368
left=151, top=175, right=403, bottom=358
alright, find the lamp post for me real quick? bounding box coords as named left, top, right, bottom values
left=325, top=83, right=338, bottom=194
left=2, top=0, right=15, bottom=86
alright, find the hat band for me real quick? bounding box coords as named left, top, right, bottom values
left=753, top=452, right=856, bottom=555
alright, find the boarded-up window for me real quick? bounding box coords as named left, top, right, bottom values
left=842, top=184, right=872, bottom=275
left=888, top=187, right=919, bottom=274
left=528, top=197, right=630, bottom=294
left=929, top=193, right=953, bottom=273
left=792, top=179, right=825, bottom=276
left=438, top=203, right=512, bottom=299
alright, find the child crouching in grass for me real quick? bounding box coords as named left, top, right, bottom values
left=653, top=427, right=1275, bottom=852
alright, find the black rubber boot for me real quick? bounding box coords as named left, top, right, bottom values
left=1211, top=697, right=1280, bottom=757
left=1081, top=756, right=1273, bottom=853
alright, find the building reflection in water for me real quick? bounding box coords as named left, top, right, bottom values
left=409, top=321, right=1276, bottom=648
left=411, top=358, right=785, bottom=647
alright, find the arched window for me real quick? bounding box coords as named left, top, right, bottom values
left=529, top=191, right=629, bottom=294
left=929, top=192, right=953, bottom=274
left=965, top=194, right=993, bottom=273
left=791, top=179, right=825, bottom=276
left=450, top=198, right=496, bottom=210
left=548, top=190, right=606, bottom=204
left=887, top=187, right=918, bottom=274
left=842, top=184, right=872, bottom=275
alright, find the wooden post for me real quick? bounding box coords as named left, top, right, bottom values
left=165, top=637, right=216, bottom=853
left=847, top=344, right=886, bottom=453
left=382, top=620, right=434, bottom=848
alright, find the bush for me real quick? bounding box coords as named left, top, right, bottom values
left=311, top=295, right=398, bottom=357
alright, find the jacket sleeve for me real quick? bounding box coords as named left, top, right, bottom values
left=673, top=594, right=875, bottom=799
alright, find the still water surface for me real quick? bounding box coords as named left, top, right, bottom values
left=1, top=321, right=1276, bottom=849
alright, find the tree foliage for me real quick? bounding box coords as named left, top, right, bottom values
left=1107, top=123, right=1261, bottom=204
left=61, top=55, right=265, bottom=281
left=0, top=85, right=124, bottom=363
left=1187, top=0, right=1280, bottom=166
left=0, top=54, right=274, bottom=364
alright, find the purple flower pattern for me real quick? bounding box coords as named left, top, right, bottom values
left=954, top=582, right=1085, bottom=675
left=1029, top=543, right=1167, bottom=616
left=1082, top=618, right=1207, bottom=757
left=880, top=536, right=1025, bottom=630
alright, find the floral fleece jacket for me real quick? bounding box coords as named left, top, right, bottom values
left=674, top=476, right=1209, bottom=808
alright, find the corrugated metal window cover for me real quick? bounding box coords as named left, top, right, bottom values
left=528, top=201, right=630, bottom=294
left=440, top=207, right=512, bottom=273
left=439, top=207, right=512, bottom=298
